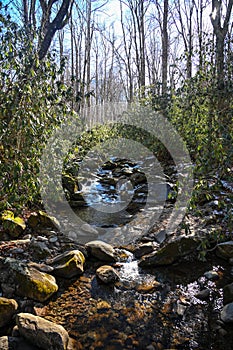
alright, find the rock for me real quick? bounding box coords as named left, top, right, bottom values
left=86, top=240, right=117, bottom=262
left=96, top=301, right=111, bottom=309
left=29, top=239, right=51, bottom=259
left=130, top=172, right=146, bottom=185
left=62, top=174, right=78, bottom=194
left=223, top=282, right=233, bottom=305
left=221, top=302, right=233, bottom=323
left=136, top=280, right=161, bottom=293
left=204, top=270, right=219, bottom=281
left=218, top=328, right=228, bottom=336
left=96, top=265, right=119, bottom=284
left=1, top=258, right=58, bottom=302
left=216, top=241, right=233, bottom=260
left=195, top=289, right=210, bottom=300
left=0, top=210, right=26, bottom=238
left=49, top=236, right=58, bottom=243
left=134, top=243, right=155, bottom=259
left=139, top=236, right=199, bottom=267
left=27, top=211, right=60, bottom=230
left=0, top=336, right=41, bottom=350
left=154, top=230, right=167, bottom=244
left=48, top=250, right=85, bottom=278
left=0, top=297, right=18, bottom=328
left=28, top=262, right=54, bottom=274
left=16, top=313, right=69, bottom=350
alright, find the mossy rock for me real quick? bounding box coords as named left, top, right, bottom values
left=27, top=211, right=60, bottom=230
left=4, top=258, right=58, bottom=302
left=0, top=210, right=26, bottom=238
left=62, top=174, right=79, bottom=194
left=49, top=250, right=85, bottom=278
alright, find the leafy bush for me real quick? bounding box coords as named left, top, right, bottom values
left=0, top=10, right=76, bottom=210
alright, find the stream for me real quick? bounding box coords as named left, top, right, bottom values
left=36, top=251, right=233, bottom=349
left=34, top=157, right=233, bottom=349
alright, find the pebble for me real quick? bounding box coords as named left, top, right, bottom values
left=49, top=236, right=58, bottom=243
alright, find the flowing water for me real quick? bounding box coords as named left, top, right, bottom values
left=39, top=158, right=233, bottom=349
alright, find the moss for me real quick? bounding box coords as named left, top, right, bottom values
left=15, top=267, right=58, bottom=302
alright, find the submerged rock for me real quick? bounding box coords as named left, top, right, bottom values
left=195, top=289, right=210, bottom=301
left=139, top=236, right=199, bottom=267
left=0, top=297, right=18, bottom=328
left=136, top=280, right=161, bottom=293
left=48, top=250, right=85, bottom=278
left=221, top=302, right=233, bottom=323
left=216, top=241, right=233, bottom=260
left=96, top=265, right=119, bottom=284
left=1, top=258, right=58, bottom=302
left=16, top=313, right=69, bottom=350
left=86, top=240, right=117, bottom=262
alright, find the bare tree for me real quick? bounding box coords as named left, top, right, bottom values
left=210, top=0, right=233, bottom=87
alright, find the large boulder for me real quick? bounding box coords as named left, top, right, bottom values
left=96, top=265, right=119, bottom=284
left=0, top=297, right=18, bottom=328
left=221, top=302, right=233, bottom=323
left=1, top=258, right=58, bottom=302
left=48, top=250, right=85, bottom=278
left=216, top=241, right=233, bottom=260
left=16, top=313, right=69, bottom=350
left=86, top=240, right=117, bottom=262
left=139, top=236, right=199, bottom=267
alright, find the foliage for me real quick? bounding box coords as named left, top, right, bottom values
left=0, top=9, right=76, bottom=210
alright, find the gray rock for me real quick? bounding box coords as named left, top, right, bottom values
left=204, top=270, right=219, bottom=280
left=154, top=230, right=167, bottom=244
left=29, top=239, right=51, bottom=259
left=221, top=302, right=233, bottom=323
left=223, top=282, right=233, bottom=305
left=0, top=297, right=18, bottom=328
left=16, top=313, right=69, bottom=350
left=86, top=240, right=117, bottom=262
left=216, top=241, right=233, bottom=260
left=96, top=265, right=119, bottom=284
left=1, top=258, right=58, bottom=302
left=48, top=250, right=85, bottom=278
left=139, top=236, right=199, bottom=267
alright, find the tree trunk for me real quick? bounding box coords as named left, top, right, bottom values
left=210, top=0, right=233, bottom=88
left=38, top=0, right=73, bottom=61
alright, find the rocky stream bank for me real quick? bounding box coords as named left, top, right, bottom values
left=0, top=208, right=233, bottom=350
left=1, top=158, right=233, bottom=349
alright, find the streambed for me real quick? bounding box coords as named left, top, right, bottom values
left=35, top=251, right=233, bottom=350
